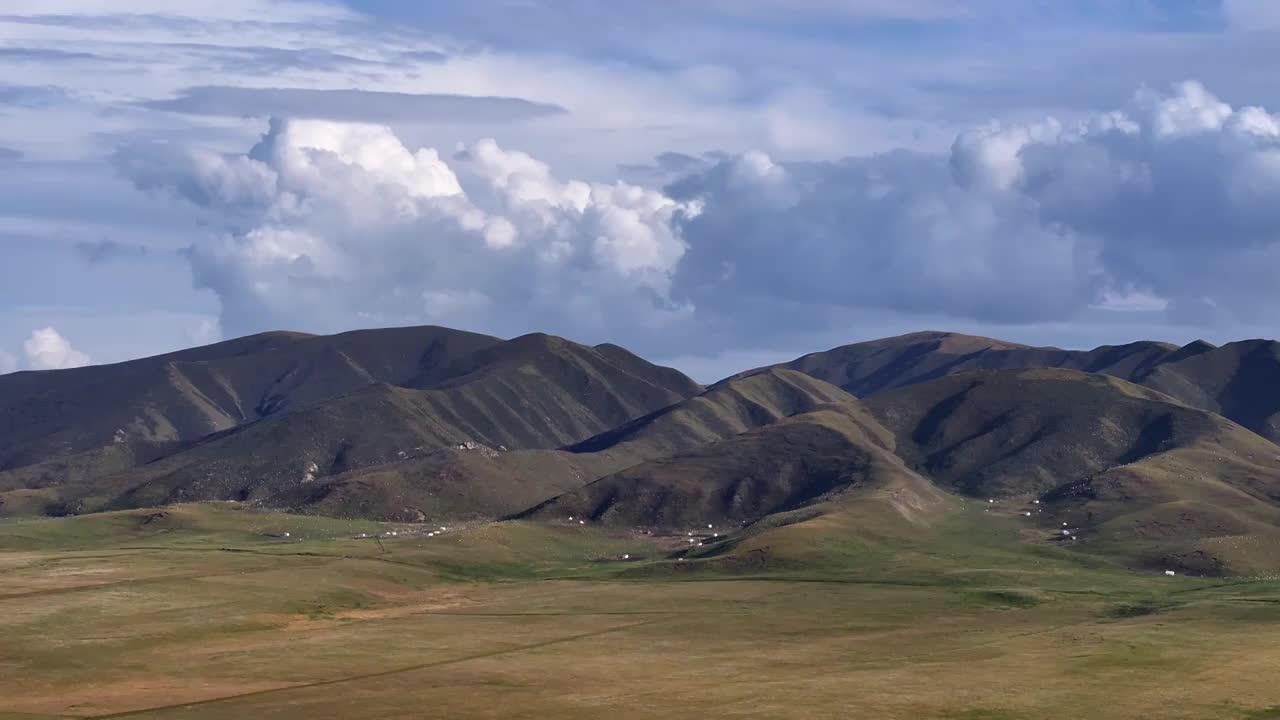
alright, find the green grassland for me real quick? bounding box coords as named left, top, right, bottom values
left=4, top=502, right=1280, bottom=719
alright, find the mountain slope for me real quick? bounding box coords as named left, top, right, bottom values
left=93, top=367, right=830, bottom=522
left=1139, top=339, right=1280, bottom=443
left=415, top=333, right=702, bottom=449
left=525, top=402, right=932, bottom=528
left=566, top=368, right=857, bottom=465
left=0, top=328, right=701, bottom=517
left=0, top=326, right=503, bottom=473
left=764, top=331, right=1179, bottom=396
left=609, top=366, right=1280, bottom=576
left=265, top=447, right=619, bottom=522
left=862, top=368, right=1280, bottom=574
left=761, top=330, right=1280, bottom=443
left=863, top=368, right=1257, bottom=496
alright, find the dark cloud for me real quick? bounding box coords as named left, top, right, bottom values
left=141, top=86, right=566, bottom=124
left=150, top=43, right=442, bottom=74
left=668, top=82, right=1280, bottom=333
left=0, top=47, right=103, bottom=62
left=618, top=151, right=715, bottom=185
left=74, top=239, right=149, bottom=265
left=0, top=146, right=20, bottom=162
left=397, top=49, right=449, bottom=63
left=668, top=150, right=1093, bottom=329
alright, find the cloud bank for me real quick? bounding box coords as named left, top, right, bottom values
left=114, top=82, right=1280, bottom=354
left=672, top=81, right=1280, bottom=332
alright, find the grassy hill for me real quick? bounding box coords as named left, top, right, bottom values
left=760, top=330, right=1280, bottom=443
left=1140, top=339, right=1280, bottom=443
left=4, top=325, right=1280, bottom=578
left=0, top=329, right=701, bottom=519
left=865, top=368, right=1202, bottom=497
left=567, top=368, right=855, bottom=461
left=525, top=366, right=1280, bottom=576
left=864, top=368, right=1280, bottom=574
left=0, top=326, right=501, bottom=472
left=266, top=447, right=621, bottom=522
left=9, top=329, right=1280, bottom=718
left=526, top=401, right=937, bottom=528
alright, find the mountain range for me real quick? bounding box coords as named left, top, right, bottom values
left=4, top=325, right=1280, bottom=575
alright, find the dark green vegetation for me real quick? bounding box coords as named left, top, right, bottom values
left=6, top=327, right=1280, bottom=717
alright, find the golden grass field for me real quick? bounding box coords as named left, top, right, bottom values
left=4, top=504, right=1280, bottom=720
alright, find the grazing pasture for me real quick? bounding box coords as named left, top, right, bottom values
left=3, top=504, right=1280, bottom=720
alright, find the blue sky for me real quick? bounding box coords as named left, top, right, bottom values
left=2, top=0, right=1279, bottom=380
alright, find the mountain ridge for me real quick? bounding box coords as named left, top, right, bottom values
left=5, top=324, right=1280, bottom=576
left=749, top=330, right=1280, bottom=443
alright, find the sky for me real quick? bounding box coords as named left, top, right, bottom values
left=3, top=0, right=1280, bottom=381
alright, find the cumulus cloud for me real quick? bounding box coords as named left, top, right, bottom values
left=669, top=81, right=1280, bottom=332
left=113, top=141, right=281, bottom=216
left=113, top=82, right=1280, bottom=356
left=617, top=152, right=713, bottom=186
left=669, top=143, right=1093, bottom=328
left=116, top=117, right=700, bottom=340
left=23, top=328, right=91, bottom=370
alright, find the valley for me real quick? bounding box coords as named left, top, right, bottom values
left=5, top=327, right=1280, bottom=718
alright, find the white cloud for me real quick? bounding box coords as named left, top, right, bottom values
left=670, top=81, right=1280, bottom=332
left=185, top=318, right=221, bottom=347
left=1091, top=288, right=1169, bottom=313
left=0, top=0, right=959, bottom=176
left=107, top=81, right=1280, bottom=358
left=3, top=3, right=1279, bottom=370
left=116, top=117, right=700, bottom=341
left=23, top=327, right=91, bottom=370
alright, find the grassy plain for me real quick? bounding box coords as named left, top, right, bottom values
left=3, top=503, right=1280, bottom=720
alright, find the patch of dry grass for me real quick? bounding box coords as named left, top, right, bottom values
left=4, top=505, right=1280, bottom=719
